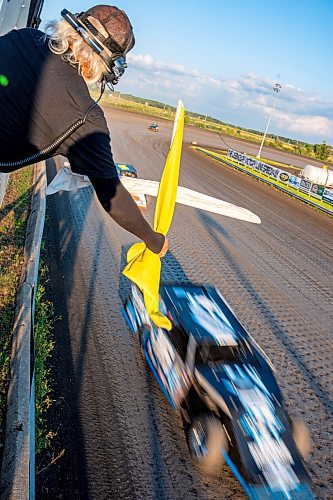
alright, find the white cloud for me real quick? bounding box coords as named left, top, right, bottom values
left=128, top=53, right=221, bottom=88
left=274, top=111, right=332, bottom=137
left=124, top=54, right=333, bottom=142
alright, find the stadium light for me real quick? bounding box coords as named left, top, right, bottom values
left=257, top=83, right=282, bottom=159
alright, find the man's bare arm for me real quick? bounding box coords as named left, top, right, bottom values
left=89, top=176, right=165, bottom=254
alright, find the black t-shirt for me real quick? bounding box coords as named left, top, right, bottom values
left=0, top=28, right=118, bottom=179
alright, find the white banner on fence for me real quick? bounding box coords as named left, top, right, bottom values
left=227, top=149, right=281, bottom=178
left=299, top=178, right=312, bottom=194
left=278, top=171, right=290, bottom=183
left=228, top=148, right=302, bottom=190
left=288, top=175, right=301, bottom=189
left=226, top=148, right=333, bottom=208
left=322, top=188, right=333, bottom=205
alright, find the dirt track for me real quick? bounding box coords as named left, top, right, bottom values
left=39, top=108, right=333, bottom=499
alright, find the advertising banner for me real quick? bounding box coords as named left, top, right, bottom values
left=213, top=148, right=332, bottom=213
left=322, top=188, right=333, bottom=205
left=228, top=149, right=257, bottom=169
left=310, top=184, right=325, bottom=200
left=228, top=149, right=277, bottom=175
left=278, top=171, right=290, bottom=183
left=269, top=166, right=280, bottom=179
left=256, top=162, right=271, bottom=175
left=288, top=175, right=301, bottom=189
left=299, top=178, right=312, bottom=194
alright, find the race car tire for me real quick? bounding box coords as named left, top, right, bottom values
left=291, top=418, right=312, bottom=459
left=188, top=414, right=228, bottom=474
left=138, top=326, right=150, bottom=358
left=125, top=300, right=139, bottom=334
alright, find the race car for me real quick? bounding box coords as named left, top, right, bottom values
left=148, top=123, right=159, bottom=132
left=115, top=162, right=147, bottom=208
left=123, top=283, right=314, bottom=499
left=115, top=162, right=138, bottom=178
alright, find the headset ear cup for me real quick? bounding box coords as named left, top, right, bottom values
left=102, top=57, right=126, bottom=85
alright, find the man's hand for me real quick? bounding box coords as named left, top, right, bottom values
left=146, top=232, right=168, bottom=256
left=157, top=236, right=169, bottom=257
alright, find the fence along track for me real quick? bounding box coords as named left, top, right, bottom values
left=196, top=147, right=333, bottom=216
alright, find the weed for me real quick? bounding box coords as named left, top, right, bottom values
left=34, top=263, right=56, bottom=455
left=0, top=167, right=56, bottom=463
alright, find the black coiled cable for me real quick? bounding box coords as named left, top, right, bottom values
left=0, top=81, right=105, bottom=171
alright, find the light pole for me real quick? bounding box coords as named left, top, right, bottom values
left=257, top=83, right=281, bottom=159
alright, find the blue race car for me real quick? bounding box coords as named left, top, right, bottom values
left=124, top=283, right=314, bottom=499
left=148, top=123, right=159, bottom=132
left=115, top=162, right=138, bottom=178
left=115, top=162, right=147, bottom=208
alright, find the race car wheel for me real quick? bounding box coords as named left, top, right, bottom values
left=292, top=418, right=312, bottom=459
left=125, top=300, right=138, bottom=333
left=138, top=326, right=150, bottom=358
left=188, top=414, right=228, bottom=474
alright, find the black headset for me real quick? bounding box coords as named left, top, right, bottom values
left=61, top=8, right=127, bottom=85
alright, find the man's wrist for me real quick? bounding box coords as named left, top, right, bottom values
left=146, top=231, right=165, bottom=254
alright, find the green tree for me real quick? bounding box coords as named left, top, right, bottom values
left=314, top=141, right=330, bottom=161
left=305, top=144, right=314, bottom=157
left=293, top=143, right=302, bottom=155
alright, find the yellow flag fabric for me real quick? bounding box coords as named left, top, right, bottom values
left=123, top=101, right=185, bottom=330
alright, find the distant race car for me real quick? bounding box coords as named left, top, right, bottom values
left=115, top=162, right=147, bottom=209
left=148, top=123, right=159, bottom=132
left=123, top=283, right=314, bottom=499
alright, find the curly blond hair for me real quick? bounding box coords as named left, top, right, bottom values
left=45, top=18, right=110, bottom=84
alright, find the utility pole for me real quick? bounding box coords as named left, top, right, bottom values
left=257, top=83, right=281, bottom=159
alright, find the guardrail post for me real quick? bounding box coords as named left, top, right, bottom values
left=0, top=173, right=9, bottom=207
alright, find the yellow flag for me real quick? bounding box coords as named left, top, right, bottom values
left=123, top=101, right=185, bottom=330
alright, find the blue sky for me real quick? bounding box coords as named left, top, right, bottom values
left=17, top=0, right=333, bottom=143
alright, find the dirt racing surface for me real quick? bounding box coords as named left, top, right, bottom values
left=38, top=108, right=333, bottom=499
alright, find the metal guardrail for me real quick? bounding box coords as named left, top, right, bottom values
left=196, top=148, right=333, bottom=216
left=0, top=162, right=46, bottom=500
left=0, top=174, right=9, bottom=207
left=1, top=5, right=47, bottom=495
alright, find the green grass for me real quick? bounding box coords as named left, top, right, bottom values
left=0, top=167, right=33, bottom=461
left=34, top=262, right=56, bottom=455
left=196, top=147, right=333, bottom=215
left=0, top=169, right=56, bottom=460
left=95, top=91, right=177, bottom=122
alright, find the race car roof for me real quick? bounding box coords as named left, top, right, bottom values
left=115, top=163, right=137, bottom=173
left=161, top=284, right=238, bottom=347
